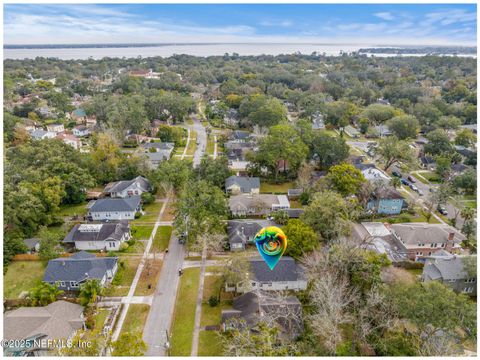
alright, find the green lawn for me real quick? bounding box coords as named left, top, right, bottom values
left=94, top=308, right=110, bottom=330
left=170, top=267, right=200, bottom=356
left=174, top=147, right=186, bottom=155
left=186, top=119, right=194, bottom=125
left=260, top=181, right=295, bottom=194
left=132, top=201, right=163, bottom=224
left=411, top=171, right=430, bottom=185
left=421, top=171, right=441, bottom=183
left=371, top=212, right=441, bottom=224
left=151, top=226, right=172, bottom=252
left=206, top=135, right=215, bottom=155
left=131, top=225, right=154, bottom=241
left=4, top=261, right=46, bottom=299
left=121, top=304, right=150, bottom=335
left=317, top=129, right=338, bottom=137
left=186, top=131, right=197, bottom=156
left=58, top=202, right=88, bottom=217
left=198, top=331, right=223, bottom=356
left=105, top=257, right=140, bottom=296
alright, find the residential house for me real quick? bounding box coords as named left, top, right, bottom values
left=348, top=155, right=365, bottom=165
left=367, top=187, right=405, bottom=215
left=226, top=257, right=307, bottom=293
left=455, top=145, right=476, bottom=159
left=104, top=176, right=152, bottom=198
left=221, top=291, right=304, bottom=339
left=73, top=125, right=90, bottom=137
left=229, top=194, right=290, bottom=217
left=460, top=124, right=477, bottom=134
left=390, top=223, right=465, bottom=261
left=44, top=251, right=118, bottom=291
left=143, top=142, right=175, bottom=168
left=227, top=219, right=276, bottom=251
left=422, top=252, right=477, bottom=295
left=62, top=221, right=131, bottom=251
left=451, top=163, right=469, bottom=175
left=420, top=155, right=436, bottom=170
left=3, top=301, right=84, bottom=356
left=311, top=112, right=325, bottom=130
left=285, top=208, right=305, bottom=218
left=376, top=98, right=391, bottom=105
left=344, top=125, right=360, bottom=138
left=355, top=163, right=391, bottom=184
left=230, top=130, right=251, bottom=143
left=71, top=108, right=87, bottom=123
left=46, top=123, right=65, bottom=133
left=225, top=176, right=260, bottom=195
left=88, top=195, right=142, bottom=221
left=85, top=116, right=97, bottom=127
left=224, top=108, right=239, bottom=126
left=129, top=69, right=160, bottom=78
left=38, top=106, right=56, bottom=118
left=373, top=124, right=392, bottom=137
left=30, top=129, right=56, bottom=140
left=23, top=238, right=40, bottom=253
left=56, top=133, right=81, bottom=150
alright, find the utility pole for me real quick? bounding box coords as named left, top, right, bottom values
left=165, top=330, right=170, bottom=356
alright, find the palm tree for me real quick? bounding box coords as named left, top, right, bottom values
left=79, top=279, right=103, bottom=306
left=29, top=282, right=64, bottom=306
left=461, top=207, right=475, bottom=221
left=390, top=176, right=401, bottom=189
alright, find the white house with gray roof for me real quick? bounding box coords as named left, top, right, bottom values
left=44, top=251, right=118, bottom=291
left=103, top=176, right=152, bottom=198
left=227, top=219, right=276, bottom=251
left=30, top=129, right=56, bottom=140
left=229, top=194, right=290, bottom=217
left=226, top=257, right=307, bottom=293
left=62, top=221, right=131, bottom=251
left=422, top=253, right=476, bottom=296
left=225, top=176, right=260, bottom=195
left=88, top=195, right=141, bottom=220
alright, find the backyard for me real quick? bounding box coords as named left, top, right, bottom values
left=4, top=261, right=46, bottom=299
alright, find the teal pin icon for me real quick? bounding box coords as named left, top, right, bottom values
left=254, top=226, right=288, bottom=270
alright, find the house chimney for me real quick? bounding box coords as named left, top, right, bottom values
left=445, top=232, right=455, bottom=252
left=448, top=232, right=455, bottom=241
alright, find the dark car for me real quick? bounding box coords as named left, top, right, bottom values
left=407, top=175, right=416, bottom=183
left=392, top=171, right=402, bottom=178
left=400, top=178, right=409, bottom=186
left=437, top=205, right=448, bottom=216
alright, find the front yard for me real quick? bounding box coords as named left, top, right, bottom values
left=4, top=261, right=46, bottom=299
left=134, top=258, right=162, bottom=296
left=121, top=303, right=150, bottom=335
left=170, top=267, right=200, bottom=356
left=105, top=256, right=141, bottom=296
left=132, top=201, right=163, bottom=224
left=58, top=202, right=88, bottom=217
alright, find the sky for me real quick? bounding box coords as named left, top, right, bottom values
left=3, top=3, right=477, bottom=46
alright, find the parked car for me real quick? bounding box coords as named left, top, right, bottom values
left=409, top=184, right=418, bottom=192
left=392, top=171, right=402, bottom=178
left=400, top=179, right=409, bottom=186
left=418, top=190, right=424, bottom=196
left=437, top=205, right=448, bottom=216
left=407, top=175, right=416, bottom=183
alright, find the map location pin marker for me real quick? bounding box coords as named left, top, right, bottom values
left=254, top=226, right=288, bottom=270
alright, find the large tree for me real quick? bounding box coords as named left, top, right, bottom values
left=310, top=132, right=349, bottom=170
left=424, top=129, right=454, bottom=156
left=373, top=136, right=415, bottom=171
left=386, top=115, right=419, bottom=140
left=323, top=163, right=366, bottom=196
left=283, top=219, right=319, bottom=259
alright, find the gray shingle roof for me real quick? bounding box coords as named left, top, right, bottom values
left=225, top=176, right=260, bottom=193
left=423, top=255, right=476, bottom=281
left=104, top=176, right=151, bottom=194
left=227, top=219, right=276, bottom=245
left=4, top=301, right=84, bottom=341
left=89, top=196, right=141, bottom=213
left=30, top=129, right=48, bottom=139
left=23, top=238, right=40, bottom=250
left=44, top=252, right=118, bottom=283
left=63, top=221, right=130, bottom=243
left=143, top=142, right=174, bottom=150
left=250, top=256, right=305, bottom=282
left=391, top=223, right=466, bottom=245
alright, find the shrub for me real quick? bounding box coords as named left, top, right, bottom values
left=141, top=192, right=155, bottom=204
left=134, top=212, right=141, bottom=219
left=208, top=296, right=219, bottom=307
left=119, top=242, right=129, bottom=252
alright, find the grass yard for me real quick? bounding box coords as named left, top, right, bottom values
left=421, top=171, right=441, bottom=183
left=105, top=256, right=140, bottom=296
left=151, top=226, right=172, bottom=253
left=174, top=147, right=186, bottom=155
left=58, top=202, right=88, bottom=217
left=131, top=225, right=154, bottom=241
left=4, top=261, right=46, bottom=299
left=170, top=267, right=200, bottom=356
left=206, top=135, right=215, bottom=155
left=121, top=304, right=150, bottom=335
left=260, top=181, right=295, bottom=194
left=134, top=259, right=162, bottom=296
left=371, top=212, right=440, bottom=224
left=186, top=119, right=194, bottom=125
left=132, top=201, right=163, bottom=223
left=411, top=171, right=429, bottom=185
left=201, top=275, right=232, bottom=327
left=161, top=201, right=175, bottom=221
left=94, top=308, right=110, bottom=330
left=317, top=129, right=338, bottom=137
left=289, top=200, right=303, bottom=208
left=186, top=130, right=197, bottom=156
left=198, top=331, right=223, bottom=356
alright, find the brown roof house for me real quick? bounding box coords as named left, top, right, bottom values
left=389, top=223, right=465, bottom=261
left=3, top=300, right=84, bottom=356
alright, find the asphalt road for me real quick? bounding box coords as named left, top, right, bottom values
left=190, top=115, right=207, bottom=168
left=143, top=232, right=185, bottom=356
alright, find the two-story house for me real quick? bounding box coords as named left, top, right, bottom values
left=367, top=187, right=405, bottom=215
left=422, top=252, right=476, bottom=296
left=227, top=219, right=276, bottom=251
left=73, top=125, right=90, bottom=137
left=46, top=123, right=65, bottom=133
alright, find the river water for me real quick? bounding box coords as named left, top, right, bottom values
left=4, top=43, right=475, bottom=60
